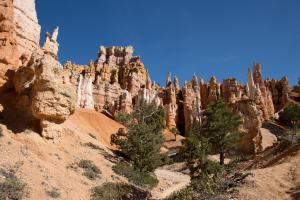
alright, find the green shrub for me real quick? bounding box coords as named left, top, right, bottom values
left=112, top=163, right=158, bottom=189
left=46, top=189, right=60, bottom=198
left=91, top=182, right=150, bottom=200
left=78, top=160, right=101, bottom=180
left=91, top=182, right=131, bottom=200
left=0, top=169, right=26, bottom=200
left=164, top=187, right=193, bottom=200
left=279, top=104, right=300, bottom=128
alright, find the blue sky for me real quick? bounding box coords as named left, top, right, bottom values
left=36, top=0, right=300, bottom=86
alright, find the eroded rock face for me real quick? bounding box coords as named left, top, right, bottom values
left=182, top=77, right=201, bottom=135
left=0, top=0, right=40, bottom=92
left=265, top=77, right=289, bottom=112
left=14, top=30, right=76, bottom=139
left=234, top=99, right=262, bottom=153
left=248, top=64, right=275, bottom=120
left=76, top=74, right=94, bottom=109
left=66, top=44, right=292, bottom=152
left=0, top=0, right=19, bottom=91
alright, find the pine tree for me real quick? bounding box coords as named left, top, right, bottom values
left=111, top=101, right=165, bottom=172
left=204, top=99, right=242, bottom=165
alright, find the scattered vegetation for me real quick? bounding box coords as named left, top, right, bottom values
left=278, top=104, right=300, bottom=128
left=171, top=127, right=178, bottom=141
left=88, top=133, right=97, bottom=139
left=0, top=164, right=27, bottom=200
left=84, top=142, right=102, bottom=150
left=46, top=188, right=60, bottom=198
left=78, top=160, right=101, bottom=180
left=170, top=99, right=246, bottom=199
left=111, top=101, right=165, bottom=173
left=112, top=163, right=158, bottom=189
left=91, top=182, right=149, bottom=200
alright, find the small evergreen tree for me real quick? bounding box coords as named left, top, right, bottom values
left=111, top=101, right=165, bottom=172
left=180, top=123, right=222, bottom=197
left=204, top=99, right=242, bottom=165
left=279, top=104, right=300, bottom=128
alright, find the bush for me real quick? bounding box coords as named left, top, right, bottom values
left=78, top=160, right=101, bottom=180
left=0, top=168, right=26, bottom=200
left=91, top=182, right=150, bottom=200
left=46, top=189, right=60, bottom=198
left=112, top=163, right=158, bottom=189
left=164, top=187, right=193, bottom=200
left=278, top=104, right=300, bottom=128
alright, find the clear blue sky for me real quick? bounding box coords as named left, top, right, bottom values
left=36, top=0, right=300, bottom=86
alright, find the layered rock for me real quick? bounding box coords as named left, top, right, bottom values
left=13, top=0, right=40, bottom=56
left=0, top=0, right=40, bottom=92
left=0, top=0, right=18, bottom=91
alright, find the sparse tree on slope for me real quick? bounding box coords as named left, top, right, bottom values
left=111, top=101, right=165, bottom=172
left=204, top=99, right=242, bottom=165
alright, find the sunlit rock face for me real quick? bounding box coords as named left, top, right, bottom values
left=13, top=28, right=76, bottom=140
left=0, top=0, right=40, bottom=93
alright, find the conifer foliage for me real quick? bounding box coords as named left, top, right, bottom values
left=111, top=101, right=165, bottom=172
left=204, top=99, right=242, bottom=165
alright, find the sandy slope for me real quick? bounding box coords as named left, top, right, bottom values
left=237, top=145, right=300, bottom=200
left=0, top=109, right=190, bottom=200
left=0, top=115, right=124, bottom=199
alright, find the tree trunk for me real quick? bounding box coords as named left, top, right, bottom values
left=220, top=151, right=224, bottom=165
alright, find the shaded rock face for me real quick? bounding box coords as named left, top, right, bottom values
left=0, top=0, right=40, bottom=93
left=265, top=77, right=289, bottom=112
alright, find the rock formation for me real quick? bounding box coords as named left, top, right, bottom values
left=247, top=64, right=275, bottom=120
left=13, top=28, right=76, bottom=139
left=0, top=0, right=40, bottom=93
left=233, top=99, right=263, bottom=153
left=265, top=77, right=289, bottom=112
left=2, top=0, right=297, bottom=152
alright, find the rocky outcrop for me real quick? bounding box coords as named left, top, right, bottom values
left=13, top=29, right=76, bottom=139
left=13, top=0, right=40, bottom=57
left=234, top=99, right=263, bottom=153
left=0, top=0, right=19, bottom=91
left=182, top=75, right=201, bottom=135
left=248, top=64, right=275, bottom=120
left=265, top=77, right=289, bottom=112
left=0, top=0, right=40, bottom=93
left=76, top=74, right=94, bottom=109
